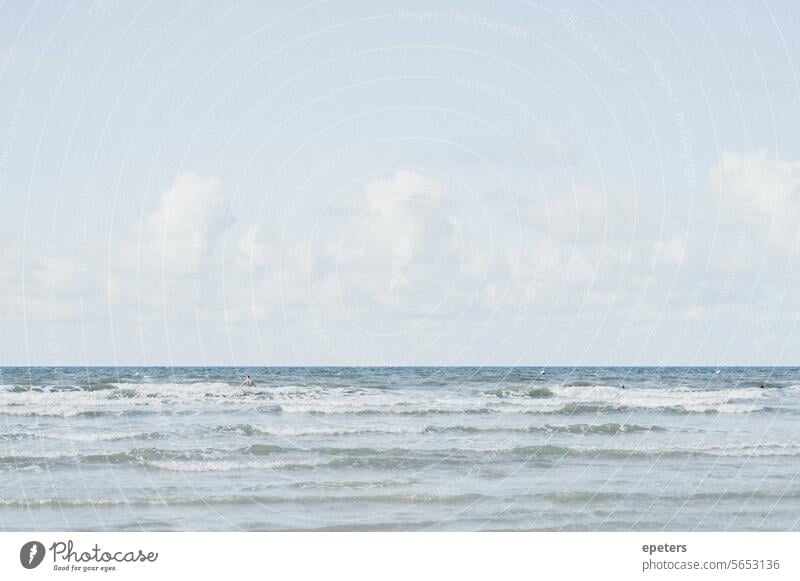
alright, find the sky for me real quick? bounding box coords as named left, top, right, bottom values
left=1, top=0, right=800, bottom=366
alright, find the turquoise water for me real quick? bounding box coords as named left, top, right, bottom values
left=1, top=367, right=799, bottom=531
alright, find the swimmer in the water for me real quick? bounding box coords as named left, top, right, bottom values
left=241, top=375, right=255, bottom=388
left=620, top=384, right=625, bottom=389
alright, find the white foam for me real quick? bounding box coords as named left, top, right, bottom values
left=595, top=442, right=800, bottom=457
left=236, top=425, right=428, bottom=437
left=0, top=382, right=778, bottom=418
left=40, top=431, right=160, bottom=443
left=145, top=458, right=321, bottom=472
left=434, top=441, right=800, bottom=457
left=0, top=448, right=85, bottom=461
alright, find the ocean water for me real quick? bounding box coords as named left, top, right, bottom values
left=1, top=366, right=799, bottom=531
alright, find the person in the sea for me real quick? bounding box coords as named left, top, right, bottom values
left=241, top=375, right=255, bottom=388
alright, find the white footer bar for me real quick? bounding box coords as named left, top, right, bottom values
left=1, top=532, right=797, bottom=580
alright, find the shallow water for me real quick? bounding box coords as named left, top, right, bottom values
left=1, top=367, right=799, bottom=531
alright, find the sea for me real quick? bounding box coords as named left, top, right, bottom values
left=1, top=366, right=799, bottom=531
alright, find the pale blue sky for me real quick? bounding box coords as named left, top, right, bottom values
left=2, top=1, right=799, bottom=366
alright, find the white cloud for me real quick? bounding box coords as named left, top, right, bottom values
left=335, top=170, right=463, bottom=312
left=8, top=151, right=800, bottom=364
left=108, top=172, right=229, bottom=313
left=712, top=150, right=800, bottom=248
left=0, top=242, right=92, bottom=321
left=140, top=172, right=227, bottom=274
left=231, top=170, right=491, bottom=336
left=223, top=223, right=312, bottom=323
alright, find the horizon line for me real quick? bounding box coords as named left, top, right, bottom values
left=3, top=364, right=799, bottom=369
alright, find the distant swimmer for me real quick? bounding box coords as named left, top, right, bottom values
left=620, top=385, right=625, bottom=390
left=760, top=384, right=765, bottom=389
left=241, top=375, right=256, bottom=388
